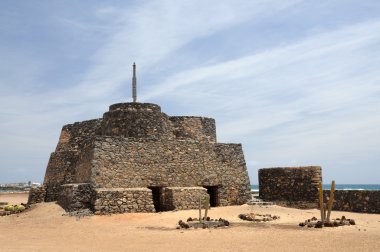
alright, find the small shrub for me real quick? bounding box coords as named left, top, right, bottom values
left=15, top=205, right=25, bottom=211
left=4, top=205, right=15, bottom=211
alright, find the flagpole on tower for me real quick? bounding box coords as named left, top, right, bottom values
left=132, top=62, right=137, bottom=102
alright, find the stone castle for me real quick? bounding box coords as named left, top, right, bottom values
left=29, top=65, right=251, bottom=214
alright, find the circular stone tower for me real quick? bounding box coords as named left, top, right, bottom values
left=101, top=102, right=173, bottom=139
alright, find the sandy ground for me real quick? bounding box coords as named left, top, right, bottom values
left=0, top=192, right=29, bottom=205
left=0, top=193, right=380, bottom=252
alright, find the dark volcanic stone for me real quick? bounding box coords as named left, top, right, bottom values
left=258, top=166, right=321, bottom=206
left=324, top=222, right=333, bottom=227
left=314, top=221, right=323, bottom=228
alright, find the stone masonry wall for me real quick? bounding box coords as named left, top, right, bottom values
left=324, top=190, right=380, bottom=214
left=162, top=187, right=208, bottom=211
left=259, top=166, right=321, bottom=207
left=43, top=119, right=102, bottom=201
left=58, top=183, right=94, bottom=212
left=101, top=103, right=174, bottom=140
left=41, top=102, right=251, bottom=212
left=169, top=116, right=216, bottom=143
left=101, top=103, right=218, bottom=143
left=27, top=186, right=46, bottom=204
left=93, top=188, right=155, bottom=214
left=79, top=137, right=250, bottom=206
left=75, top=139, right=96, bottom=183
left=43, top=151, right=79, bottom=201
left=55, top=119, right=102, bottom=152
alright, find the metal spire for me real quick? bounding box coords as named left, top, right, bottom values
left=132, top=62, right=137, bottom=102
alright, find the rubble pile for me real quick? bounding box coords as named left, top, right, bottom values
left=176, top=217, right=230, bottom=229
left=299, top=216, right=356, bottom=228
left=238, top=213, right=280, bottom=222
left=62, top=209, right=94, bottom=218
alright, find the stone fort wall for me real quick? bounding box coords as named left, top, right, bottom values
left=43, top=119, right=101, bottom=201
left=324, top=190, right=380, bottom=214
left=259, top=166, right=322, bottom=208
left=37, top=102, right=251, bottom=213
left=74, top=136, right=250, bottom=206
left=258, top=166, right=379, bottom=213
left=93, top=188, right=156, bottom=214
left=101, top=103, right=216, bottom=142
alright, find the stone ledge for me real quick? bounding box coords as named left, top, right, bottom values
left=259, top=166, right=321, bottom=171
left=95, top=187, right=152, bottom=192
left=165, top=187, right=207, bottom=190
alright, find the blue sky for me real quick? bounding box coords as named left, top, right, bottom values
left=0, top=0, right=379, bottom=184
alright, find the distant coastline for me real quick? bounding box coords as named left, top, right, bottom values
left=0, top=188, right=30, bottom=193
left=250, top=184, right=380, bottom=192
left=2, top=184, right=380, bottom=193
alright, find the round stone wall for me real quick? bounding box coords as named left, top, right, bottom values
left=101, top=103, right=173, bottom=139
left=259, top=166, right=322, bottom=204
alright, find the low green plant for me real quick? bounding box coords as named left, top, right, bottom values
left=203, top=194, right=210, bottom=220
left=4, top=205, right=15, bottom=211
left=15, top=205, right=25, bottom=211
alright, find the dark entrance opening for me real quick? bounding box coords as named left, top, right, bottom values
left=204, top=186, right=219, bottom=207
left=148, top=186, right=163, bottom=212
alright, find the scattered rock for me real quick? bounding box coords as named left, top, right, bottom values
left=177, top=217, right=230, bottom=229
left=238, top=213, right=280, bottom=222
left=62, top=209, right=94, bottom=218
left=314, top=221, right=323, bottom=228
left=299, top=215, right=357, bottom=229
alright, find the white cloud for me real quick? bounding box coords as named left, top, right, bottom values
left=60, top=0, right=303, bottom=102
left=1, top=0, right=379, bottom=183
left=138, top=19, right=380, bottom=183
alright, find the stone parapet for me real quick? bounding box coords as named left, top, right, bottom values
left=55, top=119, right=102, bottom=152
left=324, top=190, right=380, bottom=214
left=169, top=116, right=216, bottom=143
left=259, top=166, right=322, bottom=205
left=102, top=103, right=173, bottom=139
left=109, top=102, right=161, bottom=113
left=93, top=188, right=155, bottom=215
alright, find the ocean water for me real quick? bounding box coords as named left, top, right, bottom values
left=250, top=184, right=380, bottom=192
left=2, top=185, right=380, bottom=193
left=0, top=188, right=27, bottom=193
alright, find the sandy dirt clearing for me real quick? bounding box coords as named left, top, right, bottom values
left=0, top=193, right=379, bottom=252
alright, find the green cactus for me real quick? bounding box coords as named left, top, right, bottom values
left=4, top=205, right=15, bottom=211
left=15, top=205, right=25, bottom=211
left=198, top=196, right=202, bottom=223
left=203, top=194, right=210, bottom=220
